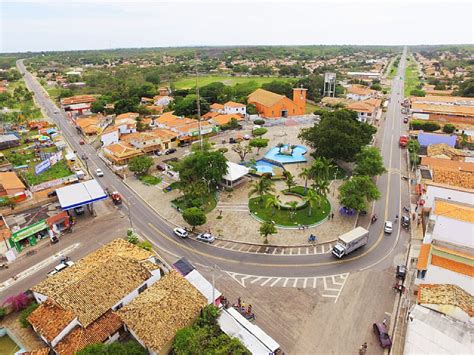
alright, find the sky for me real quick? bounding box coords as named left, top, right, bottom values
left=1, top=0, right=473, bottom=53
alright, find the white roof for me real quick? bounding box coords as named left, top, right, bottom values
left=404, top=305, right=473, bottom=355
left=424, top=185, right=473, bottom=209
left=347, top=71, right=381, bottom=77
left=56, top=179, right=107, bottom=210
left=68, top=103, right=90, bottom=109
left=65, top=152, right=76, bottom=160
left=430, top=216, right=474, bottom=249
left=222, top=162, right=249, bottom=182
left=184, top=269, right=221, bottom=304
left=218, top=308, right=280, bottom=354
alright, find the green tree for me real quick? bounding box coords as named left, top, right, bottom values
left=265, top=194, right=281, bottom=216
left=304, top=189, right=320, bottom=217
left=174, top=94, right=210, bottom=117
left=285, top=201, right=299, bottom=220
left=19, top=302, right=39, bottom=328
left=408, top=140, right=421, bottom=168
left=354, top=146, right=386, bottom=177
left=410, top=89, right=426, bottom=97
left=252, top=127, right=268, bottom=137
left=259, top=221, right=277, bottom=244
left=299, top=109, right=376, bottom=162
left=249, top=138, right=269, bottom=154
left=232, top=142, right=253, bottom=161
left=248, top=176, right=275, bottom=204
left=200, top=82, right=226, bottom=103
left=128, top=155, right=153, bottom=176
left=443, top=123, right=456, bottom=134
left=246, top=104, right=258, bottom=115
left=77, top=341, right=146, bottom=355
left=175, top=151, right=228, bottom=193
left=299, top=167, right=311, bottom=193
left=261, top=81, right=293, bottom=97
left=182, top=207, right=207, bottom=231
left=283, top=170, right=296, bottom=191
left=338, top=176, right=380, bottom=212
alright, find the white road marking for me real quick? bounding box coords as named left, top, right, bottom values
left=250, top=277, right=263, bottom=284
left=260, top=278, right=273, bottom=286
left=270, top=278, right=281, bottom=287
left=282, top=278, right=289, bottom=287
left=303, top=278, right=308, bottom=288
left=292, top=278, right=298, bottom=288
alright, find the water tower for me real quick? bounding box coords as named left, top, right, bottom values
left=323, top=72, right=336, bottom=97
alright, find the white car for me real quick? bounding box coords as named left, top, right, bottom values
left=47, top=261, right=74, bottom=276
left=384, top=221, right=393, bottom=234
left=95, top=168, right=104, bottom=177
left=196, top=233, right=215, bottom=243
left=173, top=227, right=189, bottom=238
left=243, top=134, right=251, bottom=140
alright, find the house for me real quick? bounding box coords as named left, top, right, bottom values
left=210, top=103, right=224, bottom=113
left=28, top=239, right=163, bottom=354
left=156, top=112, right=217, bottom=140
left=75, top=114, right=108, bottom=136
left=0, top=134, right=20, bottom=150
left=210, top=114, right=244, bottom=127
left=223, top=101, right=246, bottom=116
left=345, top=85, right=376, bottom=101
left=420, top=157, right=474, bottom=189
left=100, top=126, right=119, bottom=147
left=118, top=270, right=207, bottom=355
left=403, top=304, right=472, bottom=355
left=121, top=130, right=177, bottom=154
left=346, top=71, right=381, bottom=81
left=60, top=95, right=95, bottom=115
left=247, top=88, right=307, bottom=118
left=0, top=172, right=26, bottom=197
left=346, top=98, right=382, bottom=123
left=426, top=143, right=468, bottom=161
left=103, top=142, right=143, bottom=165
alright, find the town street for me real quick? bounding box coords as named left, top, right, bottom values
left=14, top=51, right=409, bottom=278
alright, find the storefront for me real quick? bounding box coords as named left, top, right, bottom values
left=9, top=220, right=51, bottom=252
left=46, top=211, right=70, bottom=235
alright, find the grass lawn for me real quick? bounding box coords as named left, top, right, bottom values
left=138, top=174, right=162, bottom=185
left=46, top=87, right=63, bottom=99
left=404, top=58, right=421, bottom=96
left=249, top=191, right=330, bottom=227
left=24, top=160, right=73, bottom=186
left=172, top=193, right=217, bottom=214
left=305, top=102, right=318, bottom=114
left=171, top=75, right=290, bottom=89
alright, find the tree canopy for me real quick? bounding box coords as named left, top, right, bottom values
left=338, top=176, right=380, bottom=212
left=354, top=146, right=386, bottom=177
left=128, top=155, right=153, bottom=176
left=299, top=109, right=376, bottom=162
left=77, top=341, right=146, bottom=355
left=182, top=207, right=207, bottom=230
left=173, top=94, right=210, bottom=117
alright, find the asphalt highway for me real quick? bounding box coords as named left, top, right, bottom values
left=16, top=49, right=410, bottom=278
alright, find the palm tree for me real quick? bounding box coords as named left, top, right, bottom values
left=313, top=179, right=330, bottom=207
left=290, top=144, right=297, bottom=155
left=299, top=167, right=311, bottom=193
left=259, top=221, right=277, bottom=244
left=285, top=201, right=299, bottom=220
left=304, top=189, right=320, bottom=217
left=277, top=143, right=285, bottom=153
left=283, top=170, right=296, bottom=191
left=310, top=157, right=333, bottom=183
left=265, top=194, right=281, bottom=216
left=248, top=176, right=276, bottom=205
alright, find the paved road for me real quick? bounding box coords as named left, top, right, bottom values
left=15, top=51, right=409, bottom=278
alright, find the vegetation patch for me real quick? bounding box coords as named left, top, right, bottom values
left=249, top=193, right=330, bottom=227
left=172, top=193, right=217, bottom=214
left=138, top=174, right=162, bottom=185
left=24, top=160, right=73, bottom=186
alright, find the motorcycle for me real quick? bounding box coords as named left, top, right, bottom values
left=308, top=234, right=316, bottom=243
left=371, top=215, right=378, bottom=224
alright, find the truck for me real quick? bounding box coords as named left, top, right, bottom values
left=399, top=135, right=408, bottom=148
left=332, top=227, right=370, bottom=258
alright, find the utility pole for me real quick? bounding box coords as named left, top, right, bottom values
left=195, top=53, right=203, bottom=150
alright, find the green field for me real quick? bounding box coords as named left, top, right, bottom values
left=46, top=87, right=63, bottom=99
left=305, top=102, right=318, bottom=114
left=171, top=75, right=289, bottom=89
left=404, top=58, right=422, bottom=96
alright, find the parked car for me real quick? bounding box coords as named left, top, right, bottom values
left=79, top=140, right=85, bottom=145
left=50, top=236, right=59, bottom=244
left=156, top=164, right=167, bottom=171
left=401, top=215, right=410, bottom=229
left=384, top=221, right=393, bottom=234
left=47, top=190, right=57, bottom=198
left=165, top=148, right=177, bottom=155
left=373, top=323, right=392, bottom=349
left=74, top=206, right=85, bottom=215
left=396, top=265, right=407, bottom=280
left=173, top=227, right=188, bottom=238
left=196, top=233, right=215, bottom=243
left=403, top=117, right=409, bottom=123
left=95, top=168, right=104, bottom=177
left=47, top=261, right=74, bottom=277
left=243, top=134, right=251, bottom=140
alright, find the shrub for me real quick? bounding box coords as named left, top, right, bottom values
left=410, top=89, right=426, bottom=97
left=410, top=120, right=440, bottom=132
left=0, top=307, right=6, bottom=320
left=19, top=302, right=39, bottom=328
left=4, top=293, right=30, bottom=312
left=217, top=147, right=228, bottom=153
left=254, top=119, right=265, bottom=125
left=138, top=241, right=152, bottom=252
left=252, top=127, right=268, bottom=137
left=127, top=234, right=139, bottom=244
left=443, top=123, right=456, bottom=134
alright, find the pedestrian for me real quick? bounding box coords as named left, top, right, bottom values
left=383, top=318, right=387, bottom=326
left=331, top=212, right=334, bottom=220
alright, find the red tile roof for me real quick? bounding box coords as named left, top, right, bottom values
left=28, top=300, right=76, bottom=342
